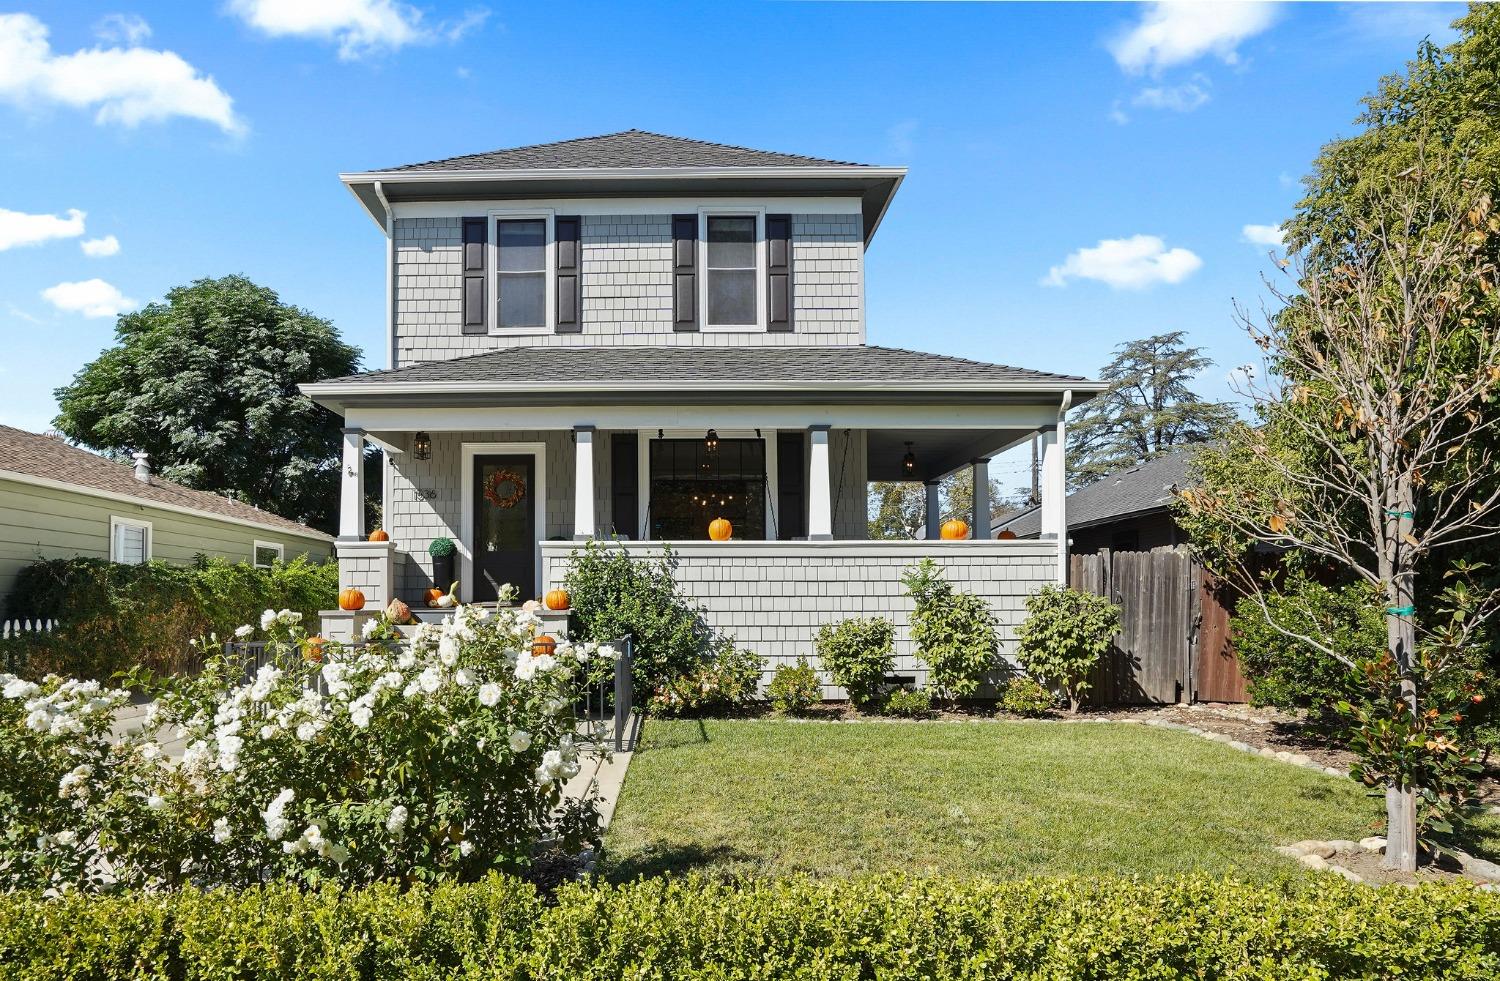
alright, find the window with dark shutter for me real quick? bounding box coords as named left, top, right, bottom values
left=495, top=219, right=546, bottom=330
left=766, top=213, right=792, bottom=332
left=610, top=432, right=639, bottom=539
left=461, top=217, right=487, bottom=334
left=555, top=215, right=582, bottom=333
left=776, top=432, right=806, bottom=540
left=671, top=214, right=698, bottom=331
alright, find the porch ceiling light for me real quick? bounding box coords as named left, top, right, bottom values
left=705, top=428, right=719, bottom=453
left=903, top=441, right=916, bottom=477
left=413, top=431, right=432, bottom=461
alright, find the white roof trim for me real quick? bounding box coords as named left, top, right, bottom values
left=0, top=469, right=333, bottom=542
left=301, top=378, right=1107, bottom=398
left=341, top=165, right=908, bottom=184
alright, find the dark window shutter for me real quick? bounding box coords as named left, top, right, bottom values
left=461, top=217, right=487, bottom=334
left=766, top=213, right=793, bottom=332
left=555, top=215, right=582, bottom=333
left=671, top=214, right=698, bottom=331
left=776, top=431, right=806, bottom=540
left=610, top=432, right=639, bottom=539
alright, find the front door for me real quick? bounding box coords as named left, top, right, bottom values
left=471, top=454, right=536, bottom=603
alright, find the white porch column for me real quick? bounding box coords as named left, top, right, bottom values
left=808, top=424, right=833, bottom=540
left=1039, top=422, right=1068, bottom=583
left=573, top=425, right=596, bottom=540
left=924, top=480, right=942, bottom=540
left=339, top=427, right=365, bottom=540
left=971, top=458, right=992, bottom=540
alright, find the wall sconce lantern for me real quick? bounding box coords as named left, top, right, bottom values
left=705, top=428, right=719, bottom=453
left=413, top=431, right=432, bottom=461
left=902, top=442, right=916, bottom=477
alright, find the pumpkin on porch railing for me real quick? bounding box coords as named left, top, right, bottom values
left=708, top=517, right=733, bottom=541
left=337, top=587, right=366, bottom=611
left=940, top=519, right=969, bottom=541
left=544, top=589, right=570, bottom=611
left=368, top=529, right=390, bottom=542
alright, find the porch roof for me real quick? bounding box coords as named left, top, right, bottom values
left=303, top=345, right=1103, bottom=412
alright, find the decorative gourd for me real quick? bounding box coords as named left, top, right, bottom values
left=302, top=636, right=327, bottom=663
left=368, top=529, right=390, bottom=542
left=531, top=634, right=557, bottom=657
left=997, top=529, right=1018, bottom=540
left=544, top=589, right=570, bottom=611
left=385, top=598, right=413, bottom=625
left=940, top=519, right=969, bottom=541
left=708, top=517, right=733, bottom=541
left=338, top=587, right=365, bottom=611
left=425, top=587, right=446, bottom=607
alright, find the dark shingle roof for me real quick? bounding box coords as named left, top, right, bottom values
left=379, top=130, right=875, bottom=173
left=0, top=426, right=330, bottom=540
left=314, top=345, right=1090, bottom=388
left=995, top=448, right=1199, bottom=539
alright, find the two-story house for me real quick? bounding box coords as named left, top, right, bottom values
left=302, top=130, right=1102, bottom=684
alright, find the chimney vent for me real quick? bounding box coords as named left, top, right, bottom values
left=132, top=452, right=150, bottom=483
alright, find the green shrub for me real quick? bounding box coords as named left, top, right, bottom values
left=649, top=642, right=763, bottom=717
left=427, top=536, right=457, bottom=557
left=901, top=558, right=999, bottom=701
left=0, top=556, right=337, bottom=681
left=2, top=874, right=1498, bottom=979
left=563, top=541, right=715, bottom=695
left=1015, top=584, right=1120, bottom=712
left=767, top=659, right=822, bottom=715
left=1001, top=675, right=1057, bottom=717
left=1231, top=574, right=1381, bottom=710
left=882, top=687, right=932, bottom=718
left=813, top=616, right=893, bottom=709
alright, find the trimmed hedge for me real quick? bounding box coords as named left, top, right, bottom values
left=1, top=874, right=1497, bottom=979
left=1, top=556, right=337, bottom=680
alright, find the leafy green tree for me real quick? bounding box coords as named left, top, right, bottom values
left=53, top=276, right=360, bottom=532
left=1068, top=332, right=1236, bottom=488
left=867, top=482, right=925, bottom=539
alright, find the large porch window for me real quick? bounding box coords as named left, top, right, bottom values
left=649, top=438, right=766, bottom=540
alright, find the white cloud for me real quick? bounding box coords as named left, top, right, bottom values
left=0, top=206, right=85, bottom=250
left=1132, top=77, right=1210, bottom=112
left=41, top=279, right=137, bottom=318
left=1042, top=235, right=1203, bottom=290
left=887, top=118, right=918, bottom=157
left=0, top=13, right=243, bottom=134
left=1110, top=1, right=1279, bottom=74
left=229, top=0, right=489, bottom=60
left=81, top=234, right=121, bottom=257
left=1241, top=223, right=1285, bottom=247
left=94, top=13, right=152, bottom=46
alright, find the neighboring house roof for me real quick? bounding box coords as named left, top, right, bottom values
left=379, top=129, right=873, bottom=173
left=995, top=448, right=1199, bottom=539
left=0, top=426, right=331, bottom=541
left=303, top=345, right=1103, bottom=410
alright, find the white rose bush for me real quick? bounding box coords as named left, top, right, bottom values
left=0, top=603, right=611, bottom=893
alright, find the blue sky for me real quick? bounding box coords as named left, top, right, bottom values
left=0, top=1, right=1465, bottom=491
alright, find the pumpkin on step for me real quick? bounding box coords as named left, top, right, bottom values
left=940, top=519, right=969, bottom=540
left=368, top=529, right=389, bottom=542
left=544, top=589, right=570, bottom=611
left=425, top=587, right=446, bottom=607
left=338, top=587, right=365, bottom=611
left=385, top=598, right=413, bottom=625
left=708, top=517, right=733, bottom=541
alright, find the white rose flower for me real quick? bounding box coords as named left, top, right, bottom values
left=3, top=677, right=38, bottom=700
left=454, top=667, right=475, bottom=687
left=386, top=804, right=408, bottom=834
left=509, top=729, right=532, bottom=752
left=438, top=635, right=460, bottom=666
left=234, top=624, right=254, bottom=640
left=350, top=706, right=372, bottom=729
left=417, top=667, right=443, bottom=694
left=326, top=842, right=350, bottom=865
left=459, top=840, right=474, bottom=857
left=361, top=617, right=380, bottom=638
left=146, top=794, right=166, bottom=811
left=478, top=683, right=502, bottom=708
left=212, top=817, right=231, bottom=843
left=259, top=609, right=277, bottom=631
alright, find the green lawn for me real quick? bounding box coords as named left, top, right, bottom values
left=602, top=718, right=1495, bottom=881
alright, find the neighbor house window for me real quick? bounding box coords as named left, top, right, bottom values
left=495, top=218, right=546, bottom=329
left=110, top=516, right=151, bottom=565
left=253, top=541, right=284, bottom=568
left=648, top=438, right=766, bottom=540
left=704, top=215, right=758, bottom=327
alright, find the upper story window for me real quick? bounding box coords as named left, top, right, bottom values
left=496, top=218, right=548, bottom=330
left=704, top=215, right=759, bottom=328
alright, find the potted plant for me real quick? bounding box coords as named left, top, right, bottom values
left=428, top=536, right=457, bottom=594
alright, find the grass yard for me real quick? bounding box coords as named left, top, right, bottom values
left=602, top=718, right=1499, bottom=881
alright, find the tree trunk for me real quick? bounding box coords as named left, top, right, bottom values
left=1385, top=782, right=1418, bottom=872
left=1382, top=495, right=1419, bottom=872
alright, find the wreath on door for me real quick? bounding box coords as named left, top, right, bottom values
left=483, top=468, right=527, bottom=509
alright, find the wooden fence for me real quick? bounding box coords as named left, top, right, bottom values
left=1069, top=546, right=1247, bottom=705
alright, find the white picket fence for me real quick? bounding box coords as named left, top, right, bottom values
left=2, top=618, right=57, bottom=640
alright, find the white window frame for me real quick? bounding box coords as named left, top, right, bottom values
left=698, top=208, right=766, bottom=332
left=109, top=515, right=152, bottom=565
left=252, top=540, right=285, bottom=568
left=486, top=208, right=555, bottom=336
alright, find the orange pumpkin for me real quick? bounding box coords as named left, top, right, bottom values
left=708, top=517, right=733, bottom=541
left=544, top=589, right=570, bottom=611
left=302, top=636, right=327, bottom=663
left=940, top=519, right=969, bottom=541
left=997, top=529, right=1018, bottom=541
left=531, top=634, right=557, bottom=657
left=338, top=587, right=366, bottom=611
left=425, top=587, right=446, bottom=607
left=368, top=529, right=390, bottom=542
left=385, top=598, right=413, bottom=624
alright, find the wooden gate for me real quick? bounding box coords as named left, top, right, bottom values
left=1068, top=546, right=1247, bottom=705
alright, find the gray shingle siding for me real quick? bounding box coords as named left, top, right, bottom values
left=391, top=213, right=863, bottom=366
